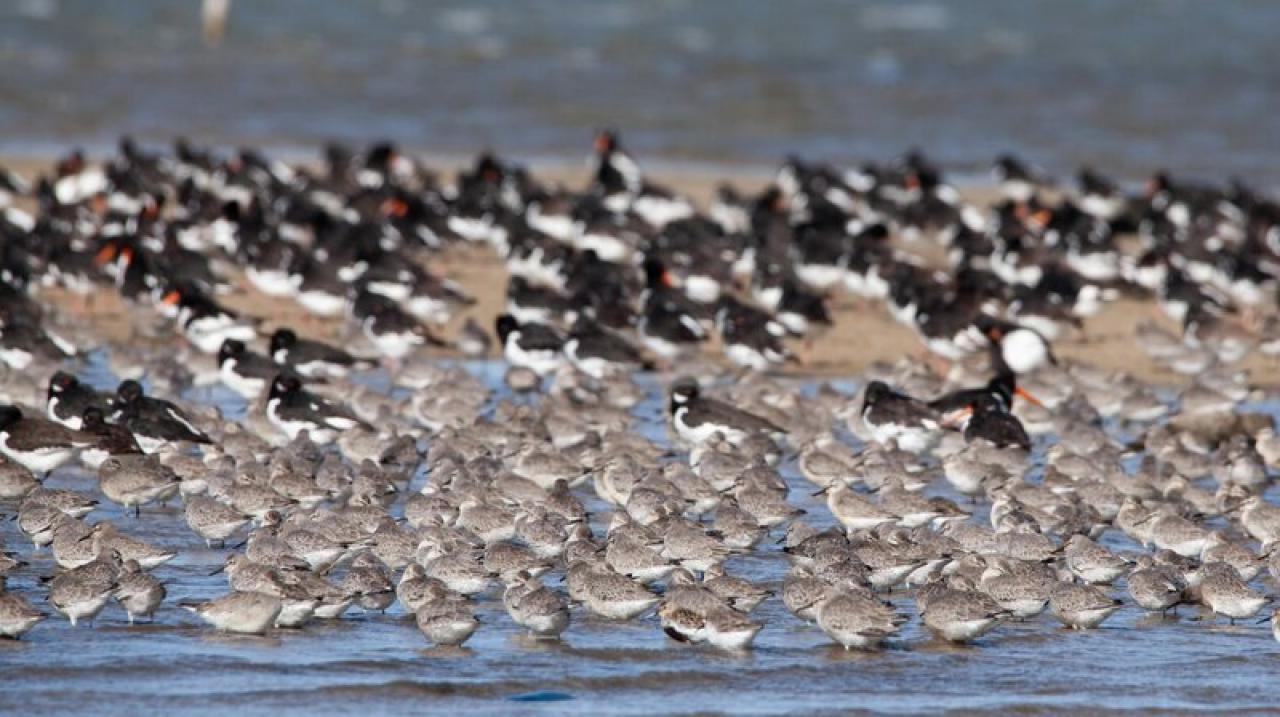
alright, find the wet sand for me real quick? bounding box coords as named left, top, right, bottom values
left=6, top=154, right=1277, bottom=385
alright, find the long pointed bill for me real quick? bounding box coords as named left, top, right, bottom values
left=940, top=406, right=974, bottom=429
left=94, top=244, right=118, bottom=266
left=1014, top=386, right=1043, bottom=408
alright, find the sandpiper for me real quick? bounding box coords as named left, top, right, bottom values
left=582, top=567, right=660, bottom=620
left=183, top=495, right=252, bottom=548
left=920, top=587, right=1009, bottom=643
left=1064, top=535, right=1130, bottom=585
left=415, top=599, right=479, bottom=647
left=704, top=606, right=763, bottom=650
left=1126, top=559, right=1185, bottom=615
left=502, top=571, right=570, bottom=639
left=1197, top=562, right=1270, bottom=623
left=1049, top=582, right=1122, bottom=629
left=182, top=590, right=282, bottom=635
left=113, top=559, right=166, bottom=623
left=47, top=550, right=123, bottom=626
left=0, top=591, right=45, bottom=639
left=98, top=454, right=182, bottom=516
left=816, top=591, right=905, bottom=650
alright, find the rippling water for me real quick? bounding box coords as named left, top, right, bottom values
left=1, top=1, right=1278, bottom=184
left=3, top=352, right=1280, bottom=715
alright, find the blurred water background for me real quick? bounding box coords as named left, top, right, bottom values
left=0, top=0, right=1277, bottom=184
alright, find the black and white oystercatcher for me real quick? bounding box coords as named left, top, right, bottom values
left=669, top=377, right=782, bottom=445
left=0, top=404, right=93, bottom=475
left=265, top=374, right=366, bottom=444
left=110, top=379, right=213, bottom=451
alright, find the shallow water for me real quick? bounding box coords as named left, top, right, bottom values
left=2, top=354, right=1280, bottom=716
left=2, top=1, right=1279, bottom=185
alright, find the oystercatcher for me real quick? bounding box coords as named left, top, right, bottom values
left=929, top=373, right=1042, bottom=427
left=961, top=394, right=1032, bottom=451
left=270, top=328, right=375, bottom=380
left=715, top=297, right=793, bottom=372
left=292, top=257, right=350, bottom=318
left=637, top=301, right=706, bottom=360
left=79, top=406, right=142, bottom=469
left=0, top=318, right=75, bottom=370
left=47, top=371, right=110, bottom=430
left=860, top=381, right=941, bottom=453
left=592, top=130, right=693, bottom=228
left=0, top=404, right=92, bottom=475
left=992, top=154, right=1042, bottom=203
left=265, top=374, right=366, bottom=444
left=563, top=320, right=651, bottom=379
left=1076, top=167, right=1129, bottom=224
left=974, top=315, right=1055, bottom=375
left=668, top=378, right=783, bottom=445
left=110, top=379, right=213, bottom=451
left=217, top=339, right=281, bottom=399
left=159, top=285, right=257, bottom=355
left=352, top=291, right=440, bottom=360
left=505, top=276, right=575, bottom=325
left=495, top=313, right=564, bottom=377
left=637, top=259, right=708, bottom=359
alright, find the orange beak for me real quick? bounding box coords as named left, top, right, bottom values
left=380, top=198, right=408, bottom=218
left=1014, top=386, right=1043, bottom=408
left=161, top=290, right=181, bottom=306
left=905, top=173, right=920, bottom=190
left=940, top=407, right=973, bottom=429
left=94, top=243, right=118, bottom=266
left=988, top=327, right=1003, bottom=341
left=594, top=134, right=609, bottom=154
left=1032, top=209, right=1052, bottom=226
left=661, top=270, right=677, bottom=289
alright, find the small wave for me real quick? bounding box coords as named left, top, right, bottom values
left=190, top=669, right=732, bottom=706
left=859, top=4, right=950, bottom=32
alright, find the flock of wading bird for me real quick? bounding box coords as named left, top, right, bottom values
left=1, top=132, right=1280, bottom=651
